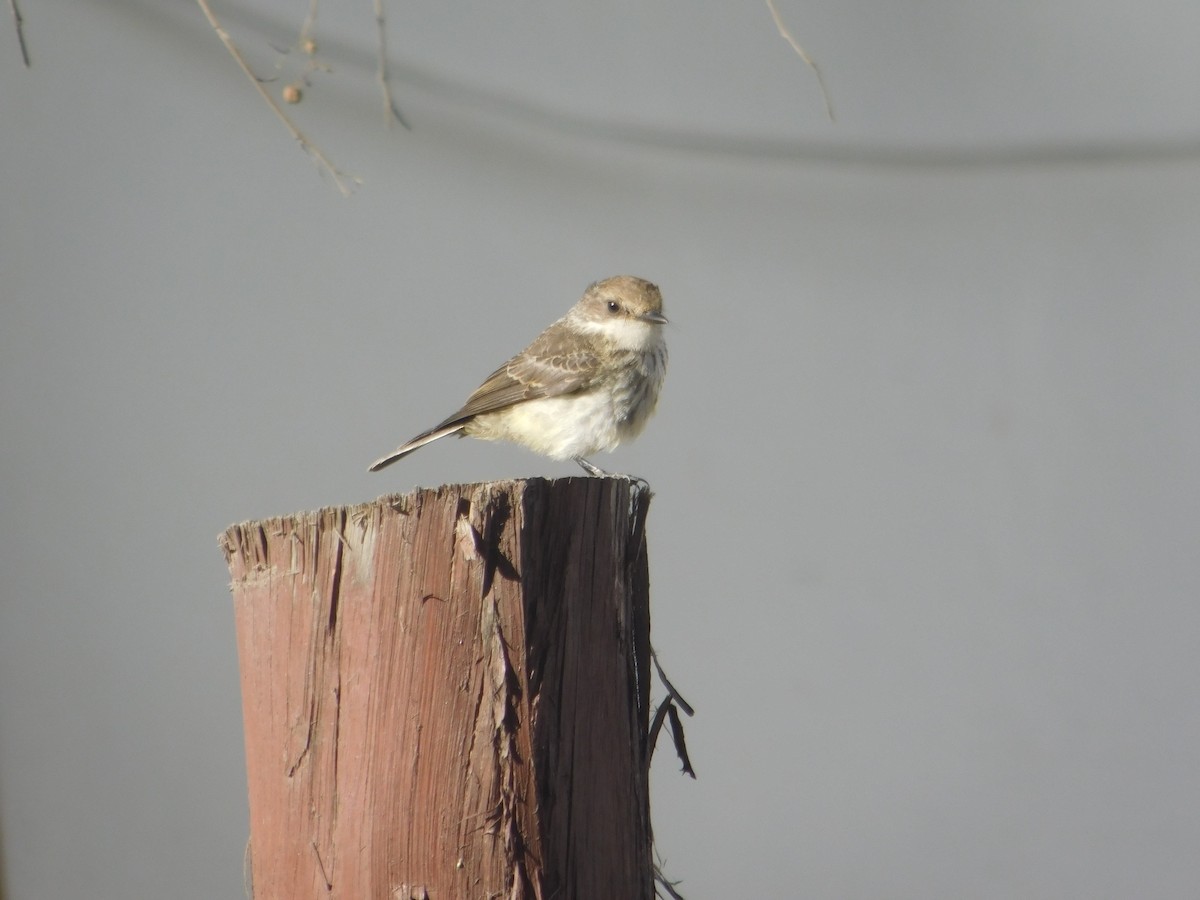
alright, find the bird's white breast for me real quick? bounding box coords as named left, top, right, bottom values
left=468, top=342, right=667, bottom=460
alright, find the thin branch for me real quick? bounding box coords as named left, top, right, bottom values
left=9, top=0, right=29, bottom=67
left=287, top=0, right=331, bottom=101
left=299, top=0, right=318, bottom=44
left=194, top=0, right=358, bottom=195
left=373, top=0, right=410, bottom=128
left=765, top=0, right=834, bottom=122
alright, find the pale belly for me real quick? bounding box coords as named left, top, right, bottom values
left=466, top=347, right=666, bottom=459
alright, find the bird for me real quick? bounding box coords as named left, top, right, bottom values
left=369, top=275, right=668, bottom=476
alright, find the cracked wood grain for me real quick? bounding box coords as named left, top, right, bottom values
left=220, top=477, right=654, bottom=899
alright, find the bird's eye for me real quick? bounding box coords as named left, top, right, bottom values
left=606, top=301, right=620, bottom=314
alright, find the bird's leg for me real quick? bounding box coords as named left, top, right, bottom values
left=572, top=457, right=649, bottom=490
left=573, top=456, right=609, bottom=477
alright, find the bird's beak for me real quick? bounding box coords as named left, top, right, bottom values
left=639, top=311, right=668, bottom=325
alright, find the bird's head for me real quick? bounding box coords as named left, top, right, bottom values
left=571, top=275, right=667, bottom=351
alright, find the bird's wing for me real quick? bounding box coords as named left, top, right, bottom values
left=435, top=322, right=599, bottom=427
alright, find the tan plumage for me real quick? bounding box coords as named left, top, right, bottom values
left=369, top=276, right=667, bottom=474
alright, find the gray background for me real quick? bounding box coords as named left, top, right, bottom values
left=3, top=1, right=1199, bottom=897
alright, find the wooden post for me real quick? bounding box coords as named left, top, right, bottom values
left=218, top=477, right=654, bottom=900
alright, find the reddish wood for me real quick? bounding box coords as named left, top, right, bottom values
left=219, top=477, right=654, bottom=900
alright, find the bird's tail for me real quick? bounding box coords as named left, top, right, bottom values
left=368, top=422, right=467, bottom=471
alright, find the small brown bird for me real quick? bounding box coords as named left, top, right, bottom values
left=369, top=276, right=668, bottom=476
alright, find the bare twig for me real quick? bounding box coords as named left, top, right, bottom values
left=373, top=0, right=410, bottom=128
left=9, top=0, right=29, bottom=67
left=194, top=0, right=358, bottom=195
left=285, top=0, right=331, bottom=103
left=765, top=0, right=835, bottom=122
left=298, top=0, right=317, bottom=44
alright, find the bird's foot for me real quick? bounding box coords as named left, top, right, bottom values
left=573, top=456, right=609, bottom=477
left=572, top=457, right=649, bottom=490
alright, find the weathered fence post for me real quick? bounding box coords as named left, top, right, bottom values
left=218, top=477, right=654, bottom=899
